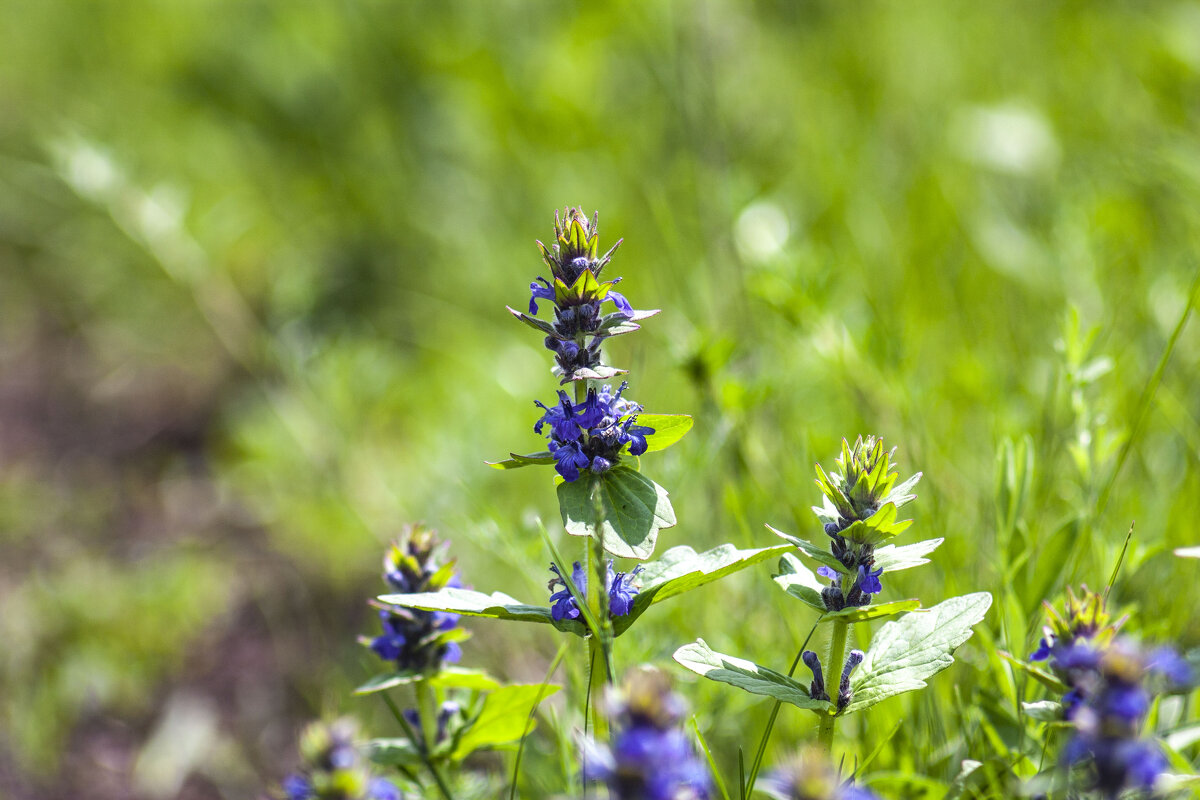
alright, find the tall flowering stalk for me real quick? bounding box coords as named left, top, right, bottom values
left=1019, top=586, right=1193, bottom=797
left=496, top=207, right=690, bottom=683
left=362, top=526, right=466, bottom=673
left=675, top=436, right=991, bottom=795
left=278, top=719, right=401, bottom=800
left=583, top=667, right=712, bottom=800
left=758, top=749, right=880, bottom=800
left=378, top=208, right=800, bottom=792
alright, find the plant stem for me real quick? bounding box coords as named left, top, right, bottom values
left=414, top=679, right=456, bottom=800
left=744, top=620, right=821, bottom=796
left=379, top=691, right=426, bottom=790
left=817, top=620, right=849, bottom=752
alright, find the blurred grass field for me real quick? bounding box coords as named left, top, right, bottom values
left=3, top=1, right=1200, bottom=797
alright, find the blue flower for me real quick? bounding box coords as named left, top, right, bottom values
left=534, top=391, right=586, bottom=442
left=856, top=564, right=883, bottom=595
left=586, top=668, right=711, bottom=800
left=535, top=383, right=656, bottom=482
left=529, top=278, right=556, bottom=314
left=816, top=566, right=840, bottom=581
left=548, top=561, right=588, bottom=621
left=283, top=718, right=400, bottom=800
left=548, top=561, right=642, bottom=621
left=367, top=778, right=403, bottom=800
left=608, top=563, right=644, bottom=616
left=607, top=289, right=634, bottom=317
left=369, top=610, right=407, bottom=661
left=363, top=527, right=465, bottom=672
left=1030, top=636, right=1053, bottom=661
left=282, top=774, right=313, bottom=800
left=1148, top=646, right=1192, bottom=686
left=1102, top=682, right=1149, bottom=722
left=549, top=440, right=590, bottom=482
left=758, top=749, right=880, bottom=800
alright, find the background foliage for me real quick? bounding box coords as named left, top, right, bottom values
left=3, top=1, right=1200, bottom=797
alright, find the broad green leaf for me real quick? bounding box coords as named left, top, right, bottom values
left=846, top=592, right=992, bottom=713
left=1175, top=546, right=1200, bottom=558
left=767, top=525, right=848, bottom=573
left=384, top=544, right=782, bottom=641
left=452, top=684, right=561, bottom=759
left=486, top=451, right=555, bottom=470
left=673, top=639, right=834, bottom=713
left=379, top=587, right=585, bottom=636
left=558, top=467, right=675, bottom=559
left=368, top=737, right=422, bottom=767
left=772, top=553, right=827, bottom=612
left=872, top=538, right=944, bottom=573
left=429, top=667, right=502, bottom=691
left=612, top=542, right=791, bottom=634
left=822, top=599, right=920, bottom=624
left=1021, top=700, right=1063, bottom=722
left=505, top=305, right=556, bottom=335
left=635, top=415, right=694, bottom=454
left=354, top=670, right=426, bottom=695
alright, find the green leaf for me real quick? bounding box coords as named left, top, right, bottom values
left=772, top=553, right=827, bottom=612
left=558, top=467, right=675, bottom=559
left=881, top=472, right=922, bottom=509
left=822, top=599, right=921, bottom=623
left=635, top=414, right=694, bottom=453
left=505, top=305, right=556, bottom=335
left=368, top=737, right=423, bottom=767
left=486, top=451, right=556, bottom=470
left=354, top=670, right=426, bottom=696
left=452, top=684, right=561, bottom=759
left=1165, top=723, right=1200, bottom=751
left=673, top=639, right=834, bottom=713
left=612, top=543, right=791, bottom=635
left=845, top=592, right=992, bottom=713
left=766, top=525, right=848, bottom=574
left=379, top=587, right=586, bottom=636
left=429, top=667, right=502, bottom=691
left=872, top=538, right=944, bottom=573
left=1022, top=700, right=1063, bottom=723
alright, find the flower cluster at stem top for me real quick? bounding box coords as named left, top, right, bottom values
left=360, top=525, right=465, bottom=672
left=525, top=208, right=644, bottom=380
left=547, top=560, right=642, bottom=622
left=281, top=718, right=401, bottom=800
left=811, top=436, right=919, bottom=611
left=584, top=667, right=711, bottom=800
left=535, top=382, right=654, bottom=482
left=1030, top=586, right=1193, bottom=796
left=758, top=748, right=880, bottom=800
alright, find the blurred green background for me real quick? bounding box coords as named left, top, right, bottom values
left=3, top=1, right=1200, bottom=797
